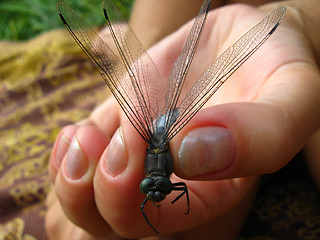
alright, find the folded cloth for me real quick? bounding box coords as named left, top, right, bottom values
left=0, top=29, right=107, bottom=239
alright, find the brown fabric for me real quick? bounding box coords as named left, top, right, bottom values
left=0, top=29, right=107, bottom=239
left=239, top=154, right=320, bottom=240
left=0, top=29, right=319, bottom=239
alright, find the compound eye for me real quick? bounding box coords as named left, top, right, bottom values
left=155, top=178, right=172, bottom=195
left=147, top=191, right=165, bottom=202
left=139, top=178, right=154, bottom=194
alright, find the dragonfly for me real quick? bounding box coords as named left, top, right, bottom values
left=57, top=0, right=286, bottom=233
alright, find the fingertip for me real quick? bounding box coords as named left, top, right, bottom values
left=178, top=126, right=235, bottom=177
left=59, top=125, right=110, bottom=182
left=171, top=102, right=302, bottom=180
left=75, top=125, right=111, bottom=164
left=49, top=125, right=78, bottom=182
left=94, top=122, right=150, bottom=237
left=54, top=125, right=112, bottom=236
left=89, top=96, right=121, bottom=137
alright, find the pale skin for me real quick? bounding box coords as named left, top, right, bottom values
left=46, top=0, right=320, bottom=239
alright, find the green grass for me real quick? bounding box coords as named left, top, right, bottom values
left=0, top=0, right=133, bottom=41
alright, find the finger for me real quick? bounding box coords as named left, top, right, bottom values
left=93, top=120, right=149, bottom=238
left=55, top=125, right=111, bottom=237
left=88, top=96, right=121, bottom=138
left=49, top=125, right=77, bottom=182
left=46, top=189, right=122, bottom=240
left=171, top=72, right=320, bottom=180
left=46, top=189, right=72, bottom=240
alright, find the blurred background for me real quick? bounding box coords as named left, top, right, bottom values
left=0, top=0, right=133, bottom=41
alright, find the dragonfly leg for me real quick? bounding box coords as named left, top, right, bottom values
left=171, top=182, right=190, bottom=215
left=151, top=201, right=161, bottom=207
left=141, top=198, right=160, bottom=233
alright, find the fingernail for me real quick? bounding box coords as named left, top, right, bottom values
left=179, top=127, right=235, bottom=176
left=65, top=136, right=88, bottom=179
left=105, top=128, right=127, bottom=177
left=55, top=134, right=71, bottom=167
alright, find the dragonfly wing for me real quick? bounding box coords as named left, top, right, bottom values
left=162, top=0, right=211, bottom=138
left=57, top=1, right=166, bottom=142
left=102, top=0, right=167, bottom=139
left=166, top=7, right=286, bottom=140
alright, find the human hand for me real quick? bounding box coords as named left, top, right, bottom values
left=46, top=1, right=320, bottom=239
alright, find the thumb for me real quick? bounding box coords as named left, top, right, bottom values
left=171, top=101, right=318, bottom=180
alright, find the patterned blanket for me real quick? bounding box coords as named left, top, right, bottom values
left=0, top=29, right=107, bottom=239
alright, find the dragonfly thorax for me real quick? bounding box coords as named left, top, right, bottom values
left=140, top=143, right=174, bottom=202
left=144, top=143, right=173, bottom=177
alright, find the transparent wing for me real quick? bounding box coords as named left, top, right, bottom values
left=102, top=0, right=168, bottom=139
left=163, top=0, right=211, bottom=134
left=57, top=0, right=166, bottom=142
left=165, top=7, right=286, bottom=140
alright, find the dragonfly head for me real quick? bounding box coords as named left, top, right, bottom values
left=139, top=177, right=173, bottom=202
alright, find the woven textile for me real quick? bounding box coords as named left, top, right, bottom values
left=0, top=29, right=107, bottom=239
